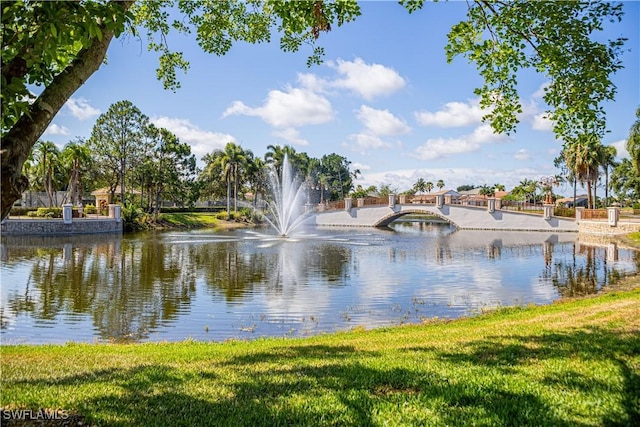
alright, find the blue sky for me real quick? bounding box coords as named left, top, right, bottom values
left=43, top=1, right=639, bottom=196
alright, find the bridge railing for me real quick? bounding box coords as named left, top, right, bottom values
left=581, top=209, right=608, bottom=220
left=325, top=200, right=345, bottom=210
left=361, top=197, right=387, bottom=207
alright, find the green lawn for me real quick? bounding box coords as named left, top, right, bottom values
left=2, top=287, right=639, bottom=426
left=157, top=212, right=222, bottom=228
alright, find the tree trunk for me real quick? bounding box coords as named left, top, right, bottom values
left=154, top=186, right=162, bottom=222
left=120, top=158, right=126, bottom=205
left=226, top=179, right=231, bottom=217
left=0, top=1, right=133, bottom=220
left=605, top=167, right=609, bottom=207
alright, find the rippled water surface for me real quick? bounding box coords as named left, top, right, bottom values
left=1, top=222, right=638, bottom=344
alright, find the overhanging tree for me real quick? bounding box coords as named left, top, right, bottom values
left=1, top=0, right=628, bottom=219
left=1, top=0, right=361, bottom=219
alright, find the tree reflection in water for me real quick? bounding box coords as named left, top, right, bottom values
left=542, top=239, right=640, bottom=298
left=1, top=232, right=352, bottom=342
left=1, top=228, right=638, bottom=343
left=2, top=234, right=197, bottom=341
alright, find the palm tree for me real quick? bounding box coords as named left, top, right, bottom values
left=563, top=135, right=601, bottom=208
left=413, top=178, right=426, bottom=195
left=425, top=181, right=434, bottom=193
left=61, top=140, right=92, bottom=206
left=245, top=155, right=267, bottom=209
left=478, top=184, right=495, bottom=198
left=436, top=179, right=445, bottom=191
left=214, top=142, right=248, bottom=216
left=265, top=144, right=297, bottom=177
left=598, top=144, right=617, bottom=207
left=33, top=140, right=61, bottom=207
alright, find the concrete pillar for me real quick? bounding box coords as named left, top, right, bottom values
left=487, top=198, right=496, bottom=213
left=62, top=203, right=73, bottom=224
left=543, top=204, right=554, bottom=220
left=344, top=198, right=353, bottom=211
left=495, top=198, right=502, bottom=210
left=357, top=198, right=365, bottom=208
left=78, top=204, right=84, bottom=217
left=607, top=207, right=619, bottom=227
left=398, top=195, right=407, bottom=204
left=575, top=207, right=584, bottom=224
left=109, top=204, right=121, bottom=222
left=388, top=194, right=396, bottom=208
left=436, top=195, right=444, bottom=209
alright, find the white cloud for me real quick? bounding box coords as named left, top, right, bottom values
left=44, top=123, right=70, bottom=136
left=351, top=162, right=371, bottom=172
left=223, top=87, right=333, bottom=128
left=356, top=105, right=410, bottom=136
left=414, top=138, right=479, bottom=160
left=532, top=82, right=550, bottom=100
left=514, top=149, right=530, bottom=161
left=531, top=112, right=554, bottom=132
left=356, top=166, right=549, bottom=194
left=414, top=98, right=485, bottom=128
left=413, top=124, right=509, bottom=160
left=346, top=133, right=393, bottom=154
left=65, top=98, right=100, bottom=120
left=296, top=72, right=328, bottom=93
left=151, top=116, right=234, bottom=159
left=328, top=58, right=406, bottom=100
left=272, top=128, right=309, bottom=146
left=609, top=139, right=629, bottom=159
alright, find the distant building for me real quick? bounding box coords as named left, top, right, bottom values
left=556, top=195, right=589, bottom=208
left=412, top=189, right=460, bottom=204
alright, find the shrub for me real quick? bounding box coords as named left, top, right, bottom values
left=215, top=211, right=230, bottom=221
left=9, top=207, right=36, bottom=216
left=35, top=207, right=62, bottom=218
left=83, top=204, right=97, bottom=214
left=554, top=207, right=575, bottom=218
left=121, top=204, right=148, bottom=231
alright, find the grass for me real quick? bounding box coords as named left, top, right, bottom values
left=626, top=232, right=640, bottom=245
left=2, top=287, right=639, bottom=426
left=157, top=212, right=225, bottom=228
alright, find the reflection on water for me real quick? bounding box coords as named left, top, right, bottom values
left=1, top=222, right=638, bottom=344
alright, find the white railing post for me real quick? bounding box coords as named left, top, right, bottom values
left=388, top=194, right=396, bottom=208
left=62, top=203, right=73, bottom=224
left=487, top=198, right=495, bottom=213
left=575, top=207, right=584, bottom=224
left=607, top=207, right=619, bottom=227
left=436, top=195, right=444, bottom=209
left=543, top=204, right=554, bottom=220
left=344, top=198, right=352, bottom=211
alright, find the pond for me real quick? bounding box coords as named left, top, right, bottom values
left=1, top=221, right=638, bottom=344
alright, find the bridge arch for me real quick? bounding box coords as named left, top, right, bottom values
left=373, top=208, right=459, bottom=228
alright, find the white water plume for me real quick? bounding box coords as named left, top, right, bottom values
left=264, top=155, right=310, bottom=237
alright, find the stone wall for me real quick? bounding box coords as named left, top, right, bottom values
left=1, top=219, right=122, bottom=235
left=578, top=220, right=640, bottom=236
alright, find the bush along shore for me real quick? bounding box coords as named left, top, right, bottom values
left=1, top=280, right=639, bottom=426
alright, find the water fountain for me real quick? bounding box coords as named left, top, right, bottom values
left=263, top=155, right=310, bottom=237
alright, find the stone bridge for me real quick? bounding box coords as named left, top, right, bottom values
left=309, top=195, right=579, bottom=232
